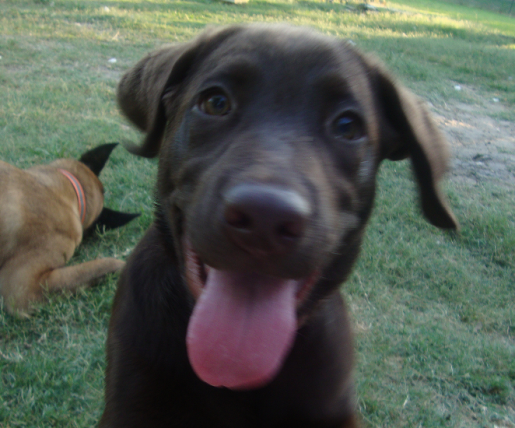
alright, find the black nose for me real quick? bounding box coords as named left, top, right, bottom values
left=223, top=184, right=311, bottom=257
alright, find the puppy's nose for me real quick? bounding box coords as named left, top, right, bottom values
left=223, top=184, right=311, bottom=256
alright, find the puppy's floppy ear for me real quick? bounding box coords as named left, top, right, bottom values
left=117, top=25, right=244, bottom=158
left=367, top=57, right=458, bottom=230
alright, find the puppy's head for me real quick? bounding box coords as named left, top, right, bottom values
left=119, top=25, right=458, bottom=390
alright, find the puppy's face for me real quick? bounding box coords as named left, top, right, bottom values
left=120, top=25, right=457, bottom=391
left=165, top=29, right=377, bottom=278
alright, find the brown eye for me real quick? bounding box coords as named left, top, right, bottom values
left=199, top=92, right=231, bottom=116
left=333, top=114, right=364, bottom=141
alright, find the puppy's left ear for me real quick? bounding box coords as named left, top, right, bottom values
left=79, top=143, right=118, bottom=176
left=93, top=208, right=140, bottom=231
left=367, top=57, right=458, bottom=230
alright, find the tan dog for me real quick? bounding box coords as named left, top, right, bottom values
left=0, top=143, right=139, bottom=317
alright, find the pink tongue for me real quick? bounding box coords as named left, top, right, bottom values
left=186, top=269, right=298, bottom=390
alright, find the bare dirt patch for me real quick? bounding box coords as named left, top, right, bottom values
left=430, top=93, right=515, bottom=190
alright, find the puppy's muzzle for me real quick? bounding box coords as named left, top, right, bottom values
left=223, top=184, right=312, bottom=258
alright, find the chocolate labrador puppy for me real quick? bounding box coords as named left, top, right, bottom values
left=100, top=24, right=458, bottom=427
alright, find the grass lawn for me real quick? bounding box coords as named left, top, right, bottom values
left=0, top=0, right=514, bottom=427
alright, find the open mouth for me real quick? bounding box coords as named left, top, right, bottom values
left=184, top=239, right=318, bottom=303
left=184, top=239, right=319, bottom=390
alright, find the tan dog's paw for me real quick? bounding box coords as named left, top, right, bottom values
left=2, top=293, right=38, bottom=319
left=5, top=304, right=33, bottom=319
left=105, top=258, right=126, bottom=273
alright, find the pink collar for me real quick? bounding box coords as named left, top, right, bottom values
left=58, top=169, right=86, bottom=225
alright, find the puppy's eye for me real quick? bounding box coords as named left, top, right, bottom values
left=332, top=114, right=364, bottom=141
left=199, top=91, right=231, bottom=116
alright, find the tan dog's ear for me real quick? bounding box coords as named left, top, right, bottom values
left=367, top=57, right=458, bottom=230
left=118, top=26, right=243, bottom=158
left=79, top=142, right=118, bottom=176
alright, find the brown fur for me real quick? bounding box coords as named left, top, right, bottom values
left=0, top=148, right=136, bottom=317
left=100, top=24, right=458, bottom=427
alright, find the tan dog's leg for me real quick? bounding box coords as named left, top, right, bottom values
left=42, top=258, right=125, bottom=292
left=1, top=254, right=124, bottom=317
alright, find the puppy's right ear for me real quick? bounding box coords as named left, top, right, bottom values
left=118, top=26, right=243, bottom=158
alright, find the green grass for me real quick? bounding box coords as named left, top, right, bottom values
left=436, top=0, right=514, bottom=15
left=349, top=163, right=515, bottom=427
left=1, top=0, right=514, bottom=427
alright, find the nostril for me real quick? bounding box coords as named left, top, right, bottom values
left=276, top=219, right=304, bottom=240
left=225, top=206, right=252, bottom=230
